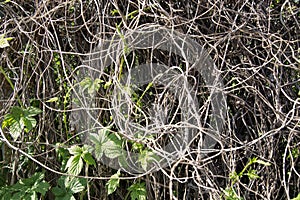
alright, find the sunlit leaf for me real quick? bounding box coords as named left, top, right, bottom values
left=103, top=140, right=123, bottom=159
left=68, top=177, right=86, bottom=194
left=103, top=80, right=112, bottom=89
left=106, top=170, right=121, bottom=195
left=66, top=155, right=83, bottom=176
left=68, top=145, right=83, bottom=156
left=0, top=34, right=13, bottom=48
left=1, top=106, right=42, bottom=141
left=46, top=97, right=59, bottom=102
left=89, top=129, right=124, bottom=160
left=89, top=131, right=109, bottom=160
left=9, top=121, right=22, bottom=141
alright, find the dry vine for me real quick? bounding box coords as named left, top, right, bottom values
left=0, top=0, right=299, bottom=199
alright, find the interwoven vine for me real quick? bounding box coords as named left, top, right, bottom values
left=0, top=0, right=299, bottom=199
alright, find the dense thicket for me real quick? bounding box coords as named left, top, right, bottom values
left=0, top=0, right=299, bottom=199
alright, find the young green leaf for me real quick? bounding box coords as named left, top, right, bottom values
left=103, top=80, right=112, bottom=89
left=246, top=169, right=260, bottom=180
left=223, top=187, right=242, bottom=200
left=0, top=34, right=13, bottom=48
left=229, top=171, right=239, bottom=183
left=128, top=182, right=147, bottom=200
left=106, top=170, right=121, bottom=195
left=46, top=97, right=59, bottom=103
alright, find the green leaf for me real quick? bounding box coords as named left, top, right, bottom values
left=110, top=9, right=119, bottom=16
left=128, top=182, right=147, bottom=200
left=106, top=170, right=121, bottom=195
left=223, top=187, right=242, bottom=200
left=21, top=116, right=35, bottom=132
left=103, top=140, right=123, bottom=159
left=52, top=186, right=66, bottom=197
left=46, top=97, right=59, bottom=103
left=11, top=192, right=25, bottom=200
left=33, top=181, right=50, bottom=196
left=292, top=193, right=300, bottom=200
left=26, top=106, right=42, bottom=116
left=107, top=133, right=123, bottom=146
left=66, top=155, right=83, bottom=176
left=2, top=106, right=42, bottom=141
left=79, top=77, right=103, bottom=95
left=2, top=113, right=14, bottom=129
left=21, top=172, right=44, bottom=186
left=68, top=177, right=86, bottom=194
left=68, top=145, right=83, bottom=156
left=52, top=187, right=75, bottom=200
left=103, top=80, right=112, bottom=89
left=246, top=169, right=260, bottom=180
left=118, top=154, right=129, bottom=169
left=288, top=148, right=300, bottom=159
left=89, top=132, right=108, bottom=160
left=90, top=129, right=124, bottom=160
left=56, top=194, right=75, bottom=200
left=0, top=34, right=13, bottom=48
left=52, top=176, right=69, bottom=197
left=55, top=144, right=70, bottom=171
left=3, top=0, right=11, bottom=4
left=82, top=152, right=96, bottom=166
left=9, top=121, right=22, bottom=141
left=103, top=132, right=123, bottom=159
left=1, top=172, right=49, bottom=200
left=52, top=176, right=86, bottom=200
left=229, top=171, right=239, bottom=182
left=138, top=149, right=159, bottom=171
left=93, top=144, right=104, bottom=160
left=82, top=144, right=94, bottom=153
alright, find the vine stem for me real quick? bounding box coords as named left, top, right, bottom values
left=0, top=66, right=23, bottom=106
